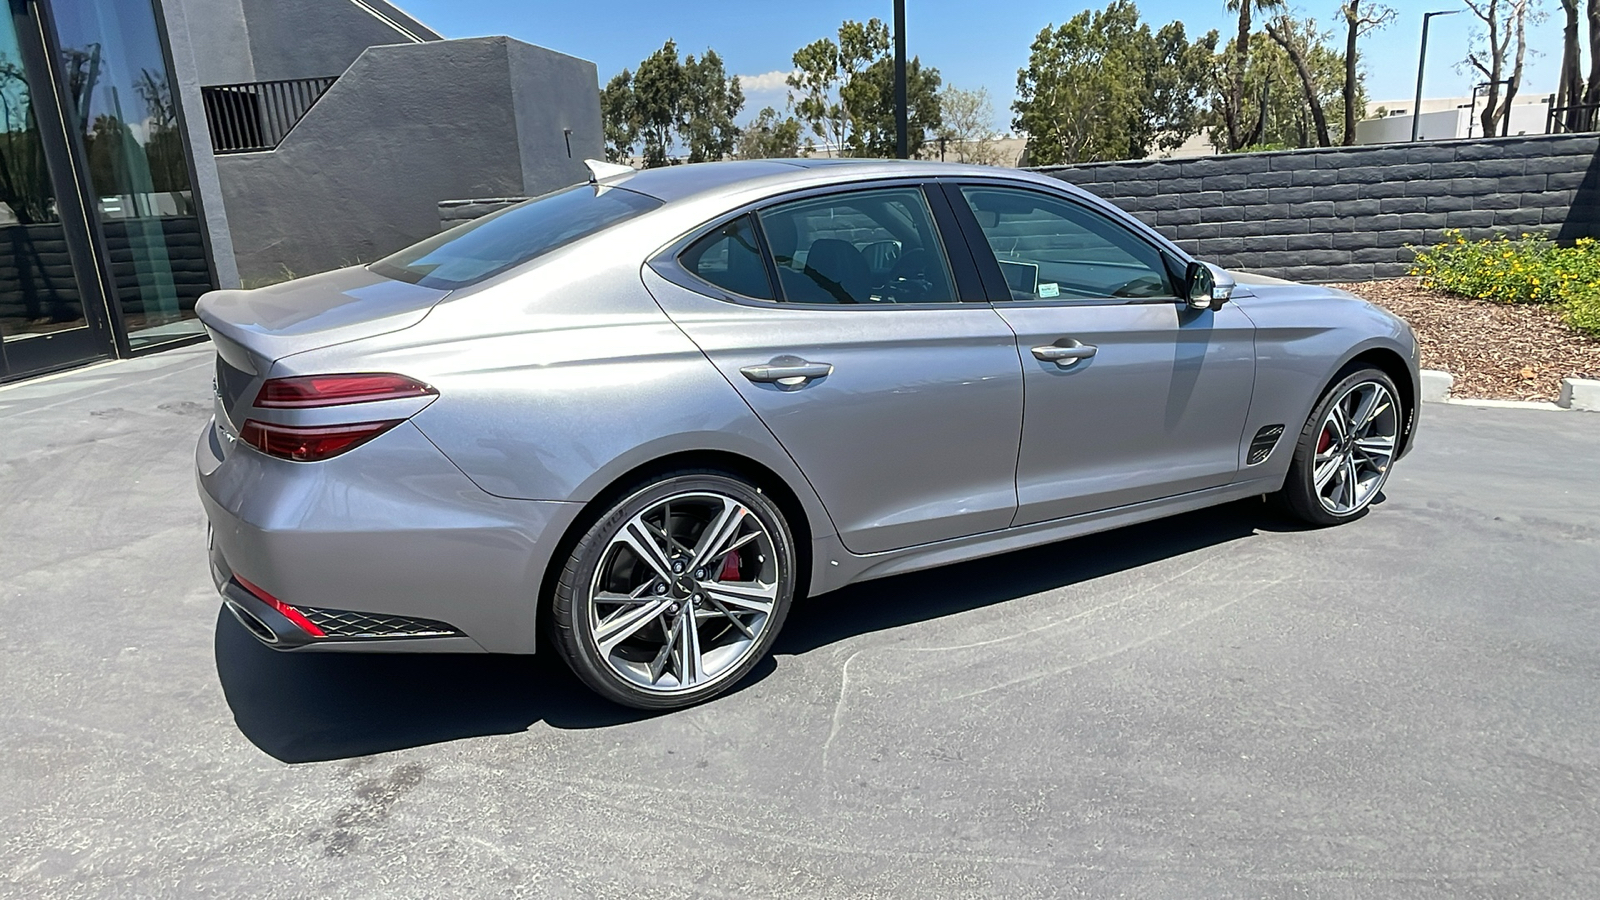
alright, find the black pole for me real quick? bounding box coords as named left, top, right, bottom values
left=894, top=0, right=907, bottom=159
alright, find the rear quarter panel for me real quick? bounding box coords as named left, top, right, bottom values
left=271, top=239, right=838, bottom=567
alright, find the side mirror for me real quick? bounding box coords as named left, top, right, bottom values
left=1183, top=261, right=1234, bottom=310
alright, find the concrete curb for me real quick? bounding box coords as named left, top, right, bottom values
left=1420, top=369, right=1453, bottom=402
left=1557, top=378, right=1600, bottom=412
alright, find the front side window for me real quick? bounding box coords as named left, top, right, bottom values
left=372, top=185, right=661, bottom=290
left=959, top=186, right=1174, bottom=302
left=678, top=215, right=775, bottom=300
left=757, top=187, right=957, bottom=304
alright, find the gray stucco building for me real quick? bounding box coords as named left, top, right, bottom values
left=0, top=0, right=601, bottom=384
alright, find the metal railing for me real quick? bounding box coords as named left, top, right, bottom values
left=201, top=76, right=338, bottom=154
left=1547, top=101, right=1600, bottom=135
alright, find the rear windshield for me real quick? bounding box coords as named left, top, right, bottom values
left=370, top=185, right=661, bottom=289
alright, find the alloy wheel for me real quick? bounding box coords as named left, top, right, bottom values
left=1312, top=380, right=1399, bottom=516
left=587, top=491, right=780, bottom=694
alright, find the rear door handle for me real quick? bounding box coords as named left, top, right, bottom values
left=740, top=356, right=833, bottom=387
left=1031, top=340, right=1098, bottom=367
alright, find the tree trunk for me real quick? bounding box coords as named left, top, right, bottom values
left=1266, top=20, right=1332, bottom=147
left=1498, top=0, right=1526, bottom=137
left=1586, top=0, right=1600, bottom=129
left=1229, top=1, right=1253, bottom=150
left=1343, top=1, right=1359, bottom=144
left=1559, top=0, right=1583, bottom=131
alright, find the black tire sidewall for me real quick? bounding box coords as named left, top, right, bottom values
left=1278, top=366, right=1400, bottom=527
left=552, top=471, right=796, bottom=710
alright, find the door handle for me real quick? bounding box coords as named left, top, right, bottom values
left=1031, top=340, right=1098, bottom=367
left=740, top=356, right=833, bottom=387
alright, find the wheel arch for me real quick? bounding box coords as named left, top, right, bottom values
left=1343, top=345, right=1418, bottom=457
left=535, top=449, right=822, bottom=647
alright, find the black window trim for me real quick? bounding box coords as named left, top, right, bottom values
left=937, top=177, right=1191, bottom=309
left=647, top=177, right=990, bottom=311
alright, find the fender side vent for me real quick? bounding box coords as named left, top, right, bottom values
left=1247, top=424, right=1286, bottom=465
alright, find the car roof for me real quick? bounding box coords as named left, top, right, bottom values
left=611, top=158, right=1063, bottom=204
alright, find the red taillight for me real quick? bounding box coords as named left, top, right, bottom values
left=255, top=373, right=436, bottom=408
left=239, top=418, right=402, bottom=462
left=235, top=575, right=325, bottom=637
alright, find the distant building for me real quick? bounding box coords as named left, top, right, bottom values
left=1, top=0, right=601, bottom=384
left=1356, top=94, right=1556, bottom=144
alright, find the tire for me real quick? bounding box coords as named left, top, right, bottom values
left=1272, top=365, right=1403, bottom=527
left=551, top=471, right=797, bottom=710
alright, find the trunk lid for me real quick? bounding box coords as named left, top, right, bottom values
left=197, top=266, right=449, bottom=429
left=196, top=266, right=449, bottom=366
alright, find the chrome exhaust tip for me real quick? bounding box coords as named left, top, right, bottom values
left=223, top=598, right=279, bottom=645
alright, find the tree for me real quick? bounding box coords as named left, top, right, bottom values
left=1222, top=0, right=1284, bottom=150
left=1013, top=1, right=1216, bottom=165
left=1339, top=0, right=1395, bottom=145
left=1264, top=16, right=1332, bottom=147
left=934, top=86, right=1004, bottom=165
left=599, top=41, right=744, bottom=166
left=786, top=18, right=941, bottom=157
left=600, top=70, right=637, bottom=162
left=681, top=50, right=743, bottom=163
left=735, top=106, right=803, bottom=159
left=1462, top=0, right=1539, bottom=138
left=1210, top=29, right=1358, bottom=150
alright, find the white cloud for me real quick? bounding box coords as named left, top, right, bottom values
left=737, top=70, right=795, bottom=93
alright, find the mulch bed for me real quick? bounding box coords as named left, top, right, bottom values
left=1332, top=278, right=1600, bottom=402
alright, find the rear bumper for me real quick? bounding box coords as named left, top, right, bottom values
left=197, top=416, right=583, bottom=653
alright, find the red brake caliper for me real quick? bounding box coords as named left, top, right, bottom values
left=718, top=550, right=741, bottom=581
left=1316, top=426, right=1333, bottom=454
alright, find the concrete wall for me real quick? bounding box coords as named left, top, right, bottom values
left=216, top=37, right=602, bottom=282
left=1036, top=133, right=1600, bottom=282
left=239, top=0, right=438, bottom=82
left=158, top=0, right=242, bottom=288
left=171, top=0, right=439, bottom=85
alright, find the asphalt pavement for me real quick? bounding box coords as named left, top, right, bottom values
left=2, top=343, right=1598, bottom=899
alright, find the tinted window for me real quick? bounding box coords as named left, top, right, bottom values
left=959, top=186, right=1174, bottom=301
left=372, top=185, right=661, bottom=289
left=679, top=216, right=774, bottom=300
left=757, top=187, right=957, bottom=304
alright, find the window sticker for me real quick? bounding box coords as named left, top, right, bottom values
left=1038, top=282, right=1060, bottom=299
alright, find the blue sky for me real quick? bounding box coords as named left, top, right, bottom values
left=397, top=0, right=1563, bottom=132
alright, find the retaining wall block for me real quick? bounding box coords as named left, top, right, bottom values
left=1286, top=233, right=1333, bottom=250
left=1426, top=195, right=1475, bottom=213
left=1446, top=210, right=1495, bottom=228
left=1378, top=197, right=1428, bottom=214
left=1547, top=170, right=1588, bottom=191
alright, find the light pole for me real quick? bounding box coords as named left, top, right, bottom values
left=894, top=0, right=907, bottom=159
left=1411, top=9, right=1460, bottom=141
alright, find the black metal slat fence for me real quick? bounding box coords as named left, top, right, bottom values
left=200, top=76, right=339, bottom=154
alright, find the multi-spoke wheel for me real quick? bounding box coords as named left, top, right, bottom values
left=551, top=472, right=796, bottom=709
left=1273, top=366, right=1403, bottom=526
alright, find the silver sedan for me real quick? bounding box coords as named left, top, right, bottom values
left=196, top=159, right=1419, bottom=709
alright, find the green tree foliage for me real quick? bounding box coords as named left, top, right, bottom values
left=933, top=86, right=1004, bottom=165
left=1221, top=0, right=1283, bottom=150
left=1210, top=24, right=1360, bottom=151
left=734, top=106, right=804, bottom=159
left=787, top=18, right=942, bottom=157
left=1013, top=1, right=1216, bottom=165
left=600, top=41, right=743, bottom=167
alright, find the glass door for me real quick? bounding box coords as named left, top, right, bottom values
left=53, top=0, right=212, bottom=351
left=0, top=0, right=111, bottom=380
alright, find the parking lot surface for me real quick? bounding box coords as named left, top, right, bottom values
left=2, top=344, right=1598, bottom=899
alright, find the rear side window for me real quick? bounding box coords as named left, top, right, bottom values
left=371, top=185, right=661, bottom=290
left=678, top=216, right=775, bottom=300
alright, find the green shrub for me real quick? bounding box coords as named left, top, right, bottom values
left=1410, top=230, right=1600, bottom=337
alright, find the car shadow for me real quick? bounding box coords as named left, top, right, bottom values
left=217, top=498, right=1280, bottom=763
